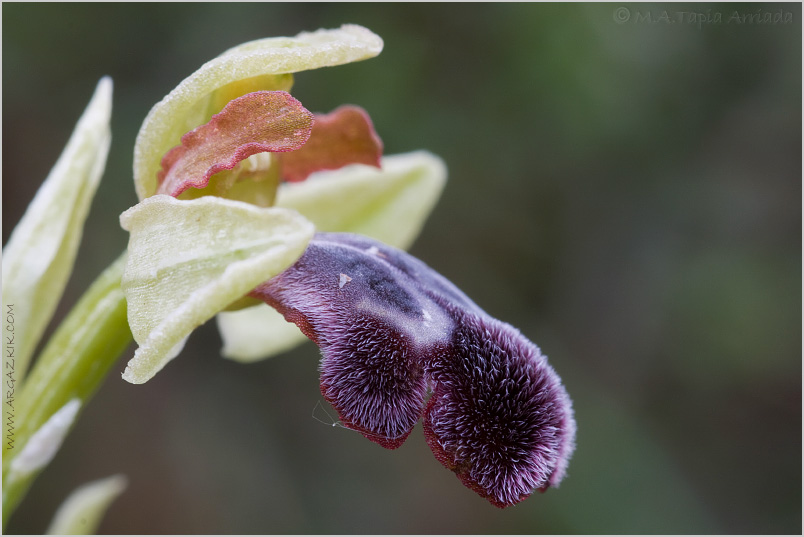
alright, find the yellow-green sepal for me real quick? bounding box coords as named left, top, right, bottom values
left=218, top=304, right=309, bottom=362
left=133, top=25, right=383, bottom=200
left=119, top=195, right=314, bottom=383
left=276, top=151, right=447, bottom=250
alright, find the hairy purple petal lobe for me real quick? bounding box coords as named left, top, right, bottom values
left=252, top=233, right=576, bottom=505
left=157, top=91, right=313, bottom=197
left=277, top=106, right=383, bottom=183
left=422, top=306, right=576, bottom=508
left=250, top=233, right=451, bottom=448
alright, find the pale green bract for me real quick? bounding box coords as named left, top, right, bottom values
left=1, top=77, right=112, bottom=380
left=217, top=151, right=447, bottom=362
left=8, top=399, right=81, bottom=479
left=46, top=475, right=127, bottom=535
left=133, top=24, right=383, bottom=200
left=119, top=195, right=314, bottom=384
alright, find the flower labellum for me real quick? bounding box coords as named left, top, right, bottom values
left=250, top=232, right=576, bottom=507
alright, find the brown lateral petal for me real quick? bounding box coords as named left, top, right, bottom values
left=157, top=91, right=313, bottom=198
left=278, top=105, right=383, bottom=182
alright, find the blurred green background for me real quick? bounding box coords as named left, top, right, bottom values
left=3, top=3, right=801, bottom=534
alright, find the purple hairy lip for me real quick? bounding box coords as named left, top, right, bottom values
left=250, top=232, right=576, bottom=507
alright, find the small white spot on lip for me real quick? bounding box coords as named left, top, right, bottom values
left=339, top=273, right=352, bottom=289
left=366, top=246, right=381, bottom=257
left=422, top=309, right=433, bottom=321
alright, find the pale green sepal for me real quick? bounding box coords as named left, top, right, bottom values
left=218, top=151, right=447, bottom=363
left=2, top=77, right=112, bottom=380
left=134, top=24, right=383, bottom=201
left=119, top=195, right=314, bottom=383
left=218, top=303, right=308, bottom=362
left=46, top=475, right=127, bottom=535
left=276, top=151, right=447, bottom=250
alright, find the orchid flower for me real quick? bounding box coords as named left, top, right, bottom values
left=119, top=25, right=575, bottom=506
left=2, top=23, right=575, bottom=530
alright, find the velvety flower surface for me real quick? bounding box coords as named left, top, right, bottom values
left=423, top=305, right=577, bottom=507
left=249, top=232, right=576, bottom=507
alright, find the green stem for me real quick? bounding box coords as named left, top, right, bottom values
left=2, top=253, right=132, bottom=529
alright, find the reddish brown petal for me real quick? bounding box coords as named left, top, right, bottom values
left=278, top=105, right=383, bottom=182
left=157, top=91, right=313, bottom=197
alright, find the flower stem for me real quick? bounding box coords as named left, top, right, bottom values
left=2, top=253, right=131, bottom=529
